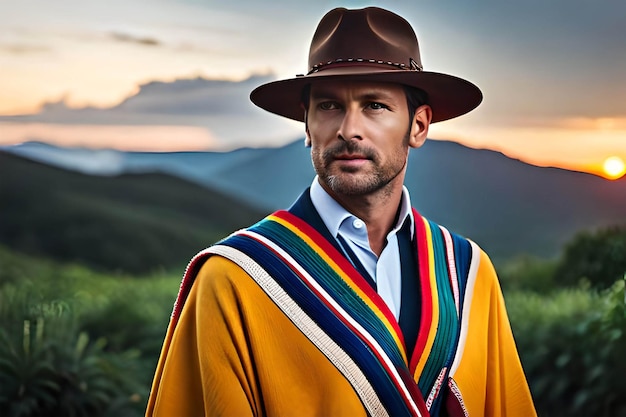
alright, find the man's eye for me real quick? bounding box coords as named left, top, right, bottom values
left=368, top=102, right=388, bottom=110
left=318, top=102, right=338, bottom=110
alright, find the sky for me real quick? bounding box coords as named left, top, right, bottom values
left=1, top=0, right=625, bottom=178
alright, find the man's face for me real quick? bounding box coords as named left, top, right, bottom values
left=307, top=80, right=424, bottom=198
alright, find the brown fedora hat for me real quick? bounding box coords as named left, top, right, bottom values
left=250, top=7, right=482, bottom=123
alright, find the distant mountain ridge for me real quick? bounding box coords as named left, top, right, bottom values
left=0, top=150, right=266, bottom=273
left=3, top=140, right=625, bottom=264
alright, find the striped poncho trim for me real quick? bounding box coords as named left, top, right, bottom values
left=172, top=209, right=476, bottom=416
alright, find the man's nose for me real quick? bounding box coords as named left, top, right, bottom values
left=337, top=108, right=363, bottom=141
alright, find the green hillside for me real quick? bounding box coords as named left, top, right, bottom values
left=0, top=151, right=267, bottom=274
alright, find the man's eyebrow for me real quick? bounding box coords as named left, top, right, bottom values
left=359, top=91, right=396, bottom=101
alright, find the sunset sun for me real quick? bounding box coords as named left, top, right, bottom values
left=603, top=156, right=626, bottom=179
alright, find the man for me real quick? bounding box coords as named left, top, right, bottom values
left=146, top=7, right=536, bottom=417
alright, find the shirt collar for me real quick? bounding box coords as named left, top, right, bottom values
left=309, top=176, right=415, bottom=239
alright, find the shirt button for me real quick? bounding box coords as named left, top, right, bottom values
left=353, top=219, right=364, bottom=229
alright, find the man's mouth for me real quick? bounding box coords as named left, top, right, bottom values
left=334, top=153, right=370, bottom=161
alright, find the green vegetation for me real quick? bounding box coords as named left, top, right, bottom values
left=507, top=282, right=626, bottom=417
left=554, top=225, right=626, bottom=290
left=500, top=224, right=626, bottom=416
left=0, top=246, right=179, bottom=416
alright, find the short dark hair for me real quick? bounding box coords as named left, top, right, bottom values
left=403, top=85, right=428, bottom=118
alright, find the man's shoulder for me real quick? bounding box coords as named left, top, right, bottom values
left=184, top=246, right=258, bottom=297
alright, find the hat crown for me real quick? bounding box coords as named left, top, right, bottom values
left=249, top=6, right=482, bottom=124
left=308, top=7, right=423, bottom=74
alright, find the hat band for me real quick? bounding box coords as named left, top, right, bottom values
left=307, top=57, right=422, bottom=75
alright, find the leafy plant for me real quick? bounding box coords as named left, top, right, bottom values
left=0, top=263, right=169, bottom=417
left=554, top=225, right=626, bottom=290
left=499, top=254, right=558, bottom=293
left=507, top=280, right=626, bottom=416
left=0, top=289, right=137, bottom=416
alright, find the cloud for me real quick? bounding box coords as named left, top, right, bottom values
left=115, top=74, right=273, bottom=115
left=0, top=74, right=303, bottom=149
left=3, top=73, right=276, bottom=121
left=109, top=32, right=161, bottom=47
left=0, top=43, right=51, bottom=54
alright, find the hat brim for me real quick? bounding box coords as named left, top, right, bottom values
left=250, top=68, right=482, bottom=123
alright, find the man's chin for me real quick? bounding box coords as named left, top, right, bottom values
left=324, top=175, right=379, bottom=196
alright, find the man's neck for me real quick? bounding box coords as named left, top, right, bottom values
left=322, top=181, right=405, bottom=257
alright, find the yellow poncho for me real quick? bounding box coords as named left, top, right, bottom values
left=147, top=204, right=536, bottom=416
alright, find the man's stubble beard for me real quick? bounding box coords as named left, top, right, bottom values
left=311, top=129, right=411, bottom=198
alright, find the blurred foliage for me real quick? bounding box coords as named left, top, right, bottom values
left=553, top=225, right=626, bottom=290
left=498, top=254, right=558, bottom=293
left=0, top=246, right=179, bottom=416
left=0, top=292, right=142, bottom=417
left=507, top=281, right=626, bottom=416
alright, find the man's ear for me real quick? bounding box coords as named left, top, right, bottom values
left=304, top=130, right=311, bottom=147
left=409, top=104, right=432, bottom=149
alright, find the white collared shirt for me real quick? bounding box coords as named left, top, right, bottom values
left=309, top=177, right=415, bottom=319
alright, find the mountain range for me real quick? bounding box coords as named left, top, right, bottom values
left=3, top=139, right=625, bottom=265
left=0, top=150, right=266, bottom=273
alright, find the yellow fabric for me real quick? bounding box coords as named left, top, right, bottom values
left=147, top=256, right=367, bottom=417
left=450, top=250, right=537, bottom=417
left=146, top=249, right=536, bottom=416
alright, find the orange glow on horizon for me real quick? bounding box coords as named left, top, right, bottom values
left=0, top=123, right=217, bottom=152
left=429, top=122, right=626, bottom=178
left=559, top=117, right=626, bottom=131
